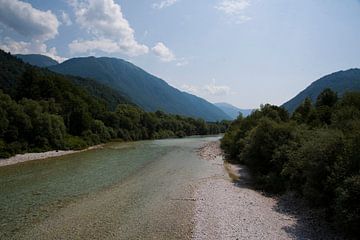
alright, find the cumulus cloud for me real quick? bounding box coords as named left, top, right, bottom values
left=69, top=0, right=148, bottom=56
left=153, top=0, right=180, bottom=9
left=181, top=80, right=230, bottom=96
left=204, top=82, right=230, bottom=96
left=69, top=39, right=119, bottom=54
left=0, top=0, right=64, bottom=61
left=176, top=58, right=189, bottom=67
left=0, top=0, right=59, bottom=41
left=152, top=42, right=175, bottom=62
left=215, top=0, right=252, bottom=23
left=60, top=11, right=72, bottom=26
left=181, top=84, right=199, bottom=94
left=0, top=37, right=66, bottom=62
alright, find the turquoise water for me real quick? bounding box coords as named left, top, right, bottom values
left=0, top=136, right=219, bottom=239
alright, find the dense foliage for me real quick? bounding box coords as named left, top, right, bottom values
left=0, top=50, right=229, bottom=158
left=221, top=89, right=360, bottom=237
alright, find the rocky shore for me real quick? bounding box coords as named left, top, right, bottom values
left=0, top=145, right=103, bottom=167
left=193, top=141, right=343, bottom=240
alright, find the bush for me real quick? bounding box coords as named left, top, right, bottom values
left=64, top=135, right=88, bottom=150
left=221, top=89, right=360, bottom=237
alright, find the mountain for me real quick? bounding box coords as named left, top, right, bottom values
left=0, top=49, right=228, bottom=158
left=49, top=57, right=230, bottom=121
left=214, top=102, right=253, bottom=119
left=283, top=69, right=360, bottom=112
left=0, top=51, right=129, bottom=110
left=16, top=54, right=59, bottom=67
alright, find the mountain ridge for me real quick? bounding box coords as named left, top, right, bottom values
left=283, top=68, right=360, bottom=112
left=214, top=102, right=253, bottom=119
left=16, top=54, right=59, bottom=67
left=49, top=56, right=230, bottom=121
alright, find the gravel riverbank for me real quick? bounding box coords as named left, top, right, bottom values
left=193, top=141, right=343, bottom=240
left=0, top=144, right=103, bottom=167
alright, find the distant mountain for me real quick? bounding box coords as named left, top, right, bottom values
left=16, top=54, right=59, bottom=67
left=283, top=69, right=360, bottom=112
left=49, top=56, right=230, bottom=121
left=214, top=102, right=253, bottom=119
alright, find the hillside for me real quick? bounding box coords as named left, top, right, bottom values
left=49, top=57, right=230, bottom=121
left=1, top=52, right=129, bottom=111
left=16, top=54, right=59, bottom=67
left=0, top=50, right=229, bottom=158
left=283, top=69, right=360, bottom=112
left=214, top=102, right=253, bottom=119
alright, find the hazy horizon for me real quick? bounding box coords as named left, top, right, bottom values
left=1, top=0, right=359, bottom=108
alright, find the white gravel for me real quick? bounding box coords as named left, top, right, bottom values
left=0, top=144, right=103, bottom=167
left=193, top=141, right=343, bottom=240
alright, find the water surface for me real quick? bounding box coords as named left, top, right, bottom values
left=0, top=136, right=219, bottom=239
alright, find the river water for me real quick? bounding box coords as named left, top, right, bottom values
left=0, top=136, right=220, bottom=239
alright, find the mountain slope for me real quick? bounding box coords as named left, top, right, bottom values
left=16, top=54, right=59, bottom=67
left=214, top=102, right=253, bottom=119
left=0, top=51, right=129, bottom=110
left=283, top=69, right=360, bottom=112
left=49, top=57, right=230, bottom=121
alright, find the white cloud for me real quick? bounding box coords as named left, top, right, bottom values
left=152, top=42, right=175, bottom=62
left=69, top=0, right=148, bottom=56
left=176, top=58, right=189, bottom=67
left=60, top=11, right=72, bottom=26
left=215, top=0, right=252, bottom=23
left=0, top=0, right=65, bottom=62
left=0, top=37, right=66, bottom=62
left=0, top=0, right=59, bottom=41
left=204, top=82, right=230, bottom=96
left=181, top=80, right=230, bottom=96
left=69, top=39, right=119, bottom=54
left=153, top=0, right=180, bottom=9
left=181, top=84, right=199, bottom=94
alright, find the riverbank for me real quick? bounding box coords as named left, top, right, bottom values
left=194, top=141, right=343, bottom=240
left=0, top=144, right=103, bottom=167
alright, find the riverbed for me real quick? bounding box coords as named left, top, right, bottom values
left=0, top=136, right=220, bottom=239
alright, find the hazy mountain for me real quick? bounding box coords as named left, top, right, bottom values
left=16, top=54, right=59, bottom=67
left=49, top=56, right=230, bottom=121
left=214, top=102, right=253, bottom=119
left=283, top=69, right=360, bottom=112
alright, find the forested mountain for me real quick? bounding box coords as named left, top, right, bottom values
left=16, top=54, right=59, bottom=67
left=0, top=50, right=229, bottom=158
left=214, top=102, right=253, bottom=119
left=2, top=52, right=130, bottom=110
left=283, top=69, right=360, bottom=112
left=48, top=56, right=230, bottom=121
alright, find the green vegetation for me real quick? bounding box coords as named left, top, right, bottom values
left=221, top=89, right=360, bottom=237
left=0, top=50, right=229, bottom=158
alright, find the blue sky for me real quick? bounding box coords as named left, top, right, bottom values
left=0, top=0, right=360, bottom=108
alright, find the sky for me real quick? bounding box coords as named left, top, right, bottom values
left=0, top=0, right=360, bottom=109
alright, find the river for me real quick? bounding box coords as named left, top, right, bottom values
left=0, top=136, right=220, bottom=239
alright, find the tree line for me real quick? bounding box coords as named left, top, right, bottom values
left=221, top=89, right=360, bottom=237
left=0, top=51, right=230, bottom=158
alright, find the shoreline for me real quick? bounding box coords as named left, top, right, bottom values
left=194, top=141, right=342, bottom=240
left=0, top=144, right=103, bottom=168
